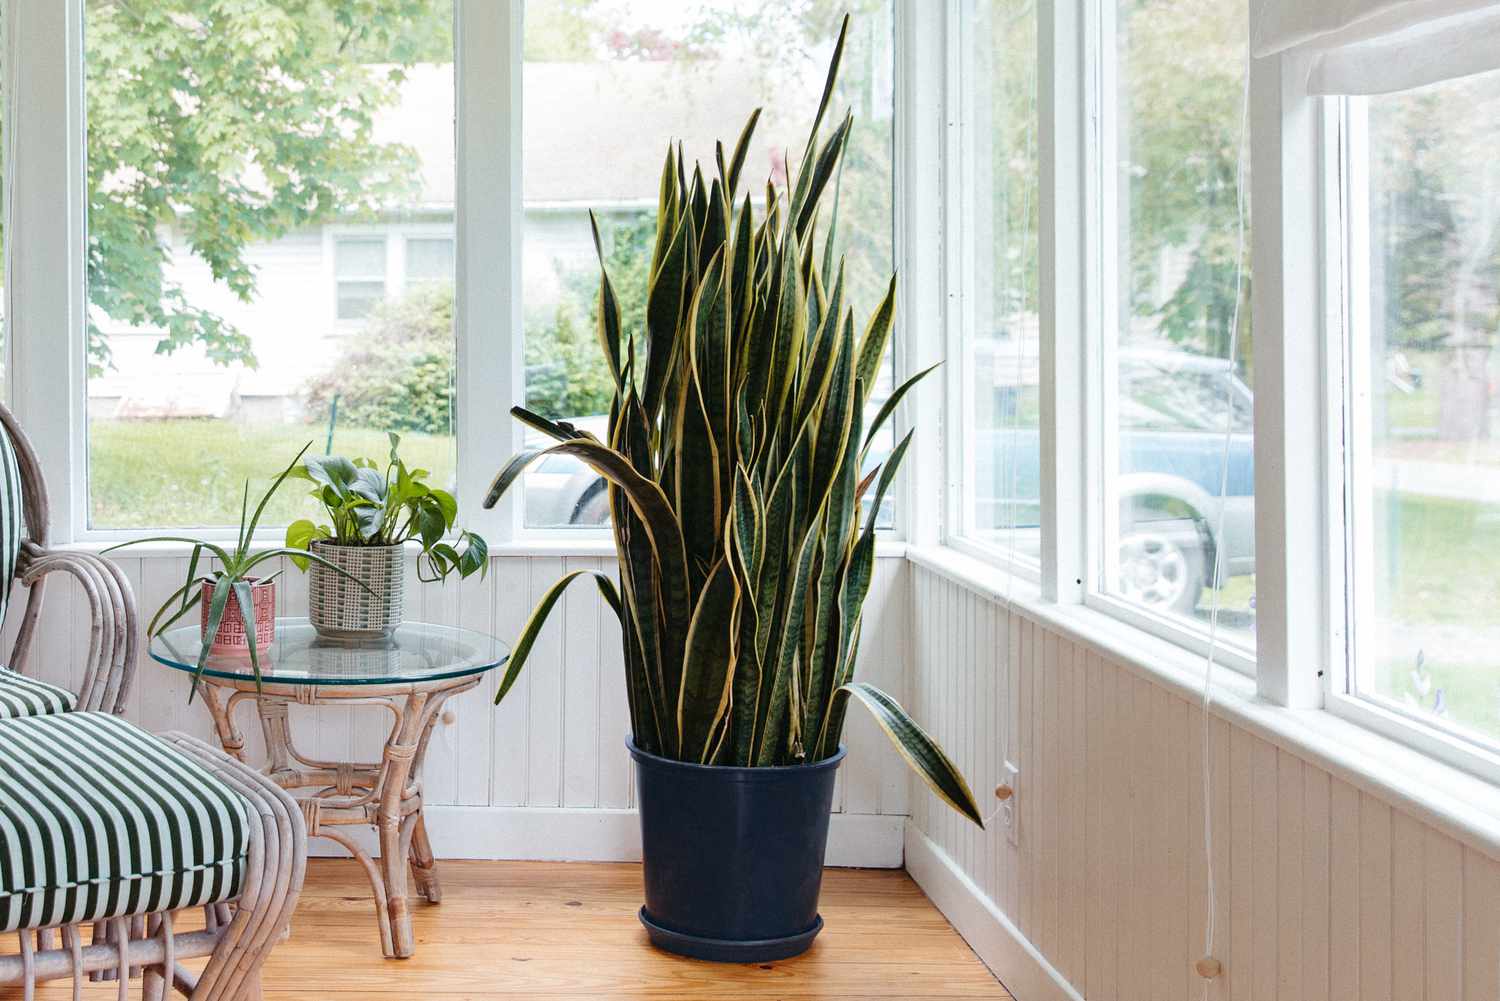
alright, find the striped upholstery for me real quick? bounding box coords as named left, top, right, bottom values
left=0, top=668, right=76, bottom=719
left=0, top=421, right=21, bottom=629
left=0, top=712, right=249, bottom=932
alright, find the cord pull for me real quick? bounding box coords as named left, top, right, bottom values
left=1195, top=957, right=1222, bottom=980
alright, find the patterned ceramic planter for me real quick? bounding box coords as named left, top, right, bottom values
left=308, top=541, right=404, bottom=640
left=202, top=577, right=276, bottom=653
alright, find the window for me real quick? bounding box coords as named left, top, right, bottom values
left=82, top=0, right=457, bottom=530
left=405, top=237, right=455, bottom=290
left=1345, top=68, right=1500, bottom=751
left=335, top=238, right=389, bottom=321
left=519, top=0, right=895, bottom=529
left=953, top=0, right=1040, bottom=567
left=1096, top=0, right=1256, bottom=651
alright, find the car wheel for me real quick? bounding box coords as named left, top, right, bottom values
left=569, top=479, right=610, bottom=526
left=1118, top=528, right=1205, bottom=616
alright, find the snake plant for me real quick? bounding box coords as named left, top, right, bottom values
left=486, top=17, right=983, bottom=826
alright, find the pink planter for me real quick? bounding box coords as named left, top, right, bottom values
left=201, top=578, right=276, bottom=653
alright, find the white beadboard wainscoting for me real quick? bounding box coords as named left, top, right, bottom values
left=5, top=552, right=910, bottom=868
left=904, top=558, right=1500, bottom=1001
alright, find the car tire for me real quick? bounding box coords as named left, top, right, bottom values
left=1117, top=525, right=1206, bottom=617
left=569, top=478, right=610, bottom=526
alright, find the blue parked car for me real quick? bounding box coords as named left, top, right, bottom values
left=974, top=348, right=1254, bottom=615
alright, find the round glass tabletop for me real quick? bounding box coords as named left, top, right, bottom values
left=149, top=618, right=509, bottom=687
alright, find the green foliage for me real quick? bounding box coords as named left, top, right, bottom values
left=79, top=0, right=451, bottom=374
left=1120, top=0, right=1251, bottom=370
left=485, top=19, right=983, bottom=827
left=286, top=433, right=487, bottom=584
left=303, top=287, right=456, bottom=436
left=524, top=213, right=655, bottom=421
left=104, top=443, right=372, bottom=694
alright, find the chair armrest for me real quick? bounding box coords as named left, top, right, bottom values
left=13, top=543, right=140, bottom=714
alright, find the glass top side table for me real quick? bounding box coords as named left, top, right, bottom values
left=150, top=618, right=509, bottom=959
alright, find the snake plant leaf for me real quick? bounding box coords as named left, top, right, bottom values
left=511, top=407, right=596, bottom=443
left=494, top=570, right=623, bottom=706
left=589, top=211, right=624, bottom=386
left=650, top=144, right=678, bottom=279
left=865, top=429, right=916, bottom=536
left=795, top=113, right=854, bottom=239
left=839, top=682, right=985, bottom=827
left=820, top=124, right=851, bottom=288
left=789, top=14, right=849, bottom=225
left=863, top=362, right=941, bottom=457
left=644, top=212, right=691, bottom=421
left=855, top=276, right=898, bottom=407
left=677, top=557, right=740, bottom=763
left=754, top=526, right=820, bottom=765
left=726, top=107, right=762, bottom=197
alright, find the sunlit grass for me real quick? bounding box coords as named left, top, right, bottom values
left=87, top=419, right=456, bottom=530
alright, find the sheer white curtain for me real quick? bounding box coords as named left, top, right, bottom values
left=1252, top=0, right=1500, bottom=93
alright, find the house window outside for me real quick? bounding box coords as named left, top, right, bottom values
left=81, top=0, right=457, bottom=530
left=1097, top=0, right=1256, bottom=652
left=1345, top=68, right=1500, bottom=750
left=519, top=0, right=896, bottom=530
left=405, top=237, right=454, bottom=292
left=335, top=238, right=389, bottom=320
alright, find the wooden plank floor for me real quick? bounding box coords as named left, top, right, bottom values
left=5, top=860, right=1013, bottom=1000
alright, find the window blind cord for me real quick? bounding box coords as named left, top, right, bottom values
left=1197, top=41, right=1253, bottom=996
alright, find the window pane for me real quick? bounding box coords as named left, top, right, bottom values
left=959, top=0, right=1039, bottom=563
left=335, top=238, right=388, bottom=279
left=521, top=0, right=895, bottom=529
left=84, top=2, right=456, bottom=530
left=1352, top=68, right=1500, bottom=747
left=1102, top=0, right=1255, bottom=646
left=406, top=237, right=454, bottom=282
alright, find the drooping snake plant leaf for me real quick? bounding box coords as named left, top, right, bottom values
left=483, top=13, right=983, bottom=827
left=838, top=682, right=985, bottom=827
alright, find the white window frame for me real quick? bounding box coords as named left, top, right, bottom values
left=938, top=0, right=1043, bottom=581
left=2, top=0, right=520, bottom=547
left=3, top=0, right=909, bottom=550
left=1086, top=0, right=1260, bottom=678
left=1323, top=94, right=1500, bottom=784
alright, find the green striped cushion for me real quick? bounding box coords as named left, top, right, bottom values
left=0, top=668, right=76, bottom=718
left=0, top=422, right=22, bottom=629
left=0, top=712, right=249, bottom=932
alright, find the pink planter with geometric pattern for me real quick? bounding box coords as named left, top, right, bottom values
left=202, top=578, right=276, bottom=653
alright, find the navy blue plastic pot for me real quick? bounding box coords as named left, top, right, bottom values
left=629, top=739, right=846, bottom=963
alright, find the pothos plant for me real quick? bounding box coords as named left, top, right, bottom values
left=106, top=443, right=374, bottom=694
left=285, top=433, right=488, bottom=583
left=484, top=18, right=982, bottom=826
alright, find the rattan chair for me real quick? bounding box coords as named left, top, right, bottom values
left=0, top=402, right=308, bottom=1000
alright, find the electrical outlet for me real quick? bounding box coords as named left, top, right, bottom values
left=1001, top=760, right=1020, bottom=847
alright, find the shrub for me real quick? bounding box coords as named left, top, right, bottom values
left=303, top=286, right=456, bottom=436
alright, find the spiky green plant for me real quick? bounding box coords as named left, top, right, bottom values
left=486, top=17, right=982, bottom=826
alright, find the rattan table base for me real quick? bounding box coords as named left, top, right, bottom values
left=196, top=674, right=480, bottom=959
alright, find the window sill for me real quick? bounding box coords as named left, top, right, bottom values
left=907, top=543, right=1500, bottom=861
left=61, top=536, right=911, bottom=561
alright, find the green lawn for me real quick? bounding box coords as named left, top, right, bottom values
left=88, top=419, right=456, bottom=529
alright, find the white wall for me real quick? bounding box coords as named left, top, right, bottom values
left=7, top=552, right=911, bottom=868
left=16, top=548, right=1500, bottom=997
left=904, top=560, right=1500, bottom=1001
